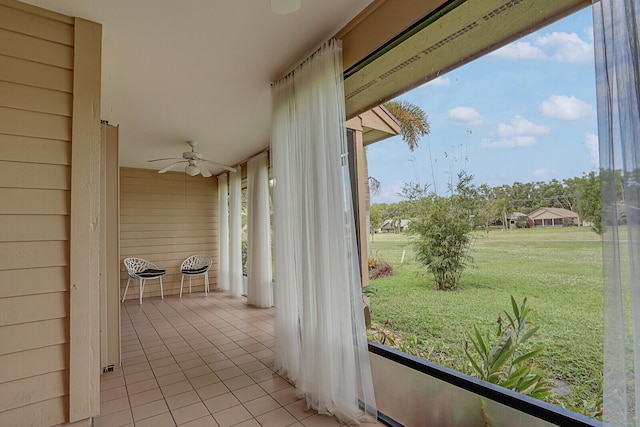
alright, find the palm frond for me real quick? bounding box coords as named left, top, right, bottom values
left=384, top=100, right=431, bottom=151
left=368, top=176, right=381, bottom=196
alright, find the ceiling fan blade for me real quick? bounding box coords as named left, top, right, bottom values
left=158, top=161, right=186, bottom=173
left=202, top=159, right=237, bottom=173
left=199, top=164, right=212, bottom=178
left=148, top=157, right=183, bottom=162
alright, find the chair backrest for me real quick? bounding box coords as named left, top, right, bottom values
left=181, top=254, right=212, bottom=271
left=124, top=257, right=158, bottom=277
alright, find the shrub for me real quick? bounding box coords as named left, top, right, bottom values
left=368, top=258, right=395, bottom=280
left=241, top=238, right=248, bottom=275
left=407, top=172, right=478, bottom=290
left=464, top=296, right=552, bottom=400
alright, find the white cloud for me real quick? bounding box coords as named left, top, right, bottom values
left=480, top=136, right=537, bottom=148
left=490, top=41, right=547, bottom=60
left=585, top=132, right=599, bottom=167
left=540, top=95, right=594, bottom=120
left=448, top=107, right=483, bottom=126
left=535, top=32, right=592, bottom=64
left=428, top=76, right=451, bottom=87
left=489, top=32, right=592, bottom=63
left=532, top=168, right=556, bottom=181
left=497, top=116, right=550, bottom=138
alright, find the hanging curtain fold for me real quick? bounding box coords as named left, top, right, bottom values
left=217, top=174, right=230, bottom=291
left=229, top=166, right=244, bottom=298
left=246, top=152, right=273, bottom=308
left=594, top=0, right=640, bottom=424
left=271, top=38, right=377, bottom=424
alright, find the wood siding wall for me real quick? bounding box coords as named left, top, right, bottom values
left=120, top=168, right=218, bottom=301
left=0, top=1, right=74, bottom=425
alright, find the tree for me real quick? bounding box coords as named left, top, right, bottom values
left=494, top=197, right=511, bottom=230
left=576, top=171, right=602, bottom=234
left=368, top=176, right=381, bottom=197
left=407, top=172, right=478, bottom=290
left=369, top=204, right=384, bottom=241
left=383, top=100, right=430, bottom=151
left=475, top=183, right=495, bottom=234
left=366, top=100, right=430, bottom=237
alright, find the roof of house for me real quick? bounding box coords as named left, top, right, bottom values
left=507, top=212, right=527, bottom=220
left=527, top=207, right=579, bottom=219
left=381, top=219, right=410, bottom=229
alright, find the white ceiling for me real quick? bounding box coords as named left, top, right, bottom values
left=22, top=0, right=373, bottom=173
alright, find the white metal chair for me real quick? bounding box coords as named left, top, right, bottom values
left=122, top=257, right=166, bottom=304
left=180, top=254, right=212, bottom=297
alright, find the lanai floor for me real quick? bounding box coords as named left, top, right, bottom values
left=95, top=291, right=380, bottom=427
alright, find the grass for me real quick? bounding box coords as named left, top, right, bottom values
left=368, top=227, right=603, bottom=415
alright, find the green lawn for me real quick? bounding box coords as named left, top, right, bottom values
left=368, top=227, right=603, bottom=415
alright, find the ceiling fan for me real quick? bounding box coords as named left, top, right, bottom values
left=148, top=141, right=237, bottom=177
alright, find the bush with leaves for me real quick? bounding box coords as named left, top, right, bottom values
left=464, top=296, right=551, bottom=400
left=241, top=238, right=248, bottom=275
left=575, top=171, right=602, bottom=235
left=368, top=258, right=395, bottom=280
left=405, top=172, right=479, bottom=290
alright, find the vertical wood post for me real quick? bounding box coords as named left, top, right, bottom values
left=69, top=17, right=102, bottom=422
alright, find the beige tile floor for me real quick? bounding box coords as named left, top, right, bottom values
left=95, top=291, right=382, bottom=427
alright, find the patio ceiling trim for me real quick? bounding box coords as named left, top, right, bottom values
left=342, top=0, right=590, bottom=119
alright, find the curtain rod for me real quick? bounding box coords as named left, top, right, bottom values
left=271, top=38, right=338, bottom=85
left=217, top=147, right=270, bottom=178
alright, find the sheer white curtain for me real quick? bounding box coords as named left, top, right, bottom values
left=217, top=174, right=230, bottom=291
left=246, top=152, right=273, bottom=308
left=594, top=0, right=640, bottom=424
left=271, top=38, right=377, bottom=424
left=229, top=166, right=243, bottom=297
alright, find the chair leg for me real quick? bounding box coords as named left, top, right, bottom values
left=122, top=277, right=131, bottom=303
left=160, top=276, right=164, bottom=299
left=180, top=275, right=185, bottom=298
left=139, top=278, right=144, bottom=305
left=189, top=277, right=192, bottom=294
left=205, top=274, right=209, bottom=295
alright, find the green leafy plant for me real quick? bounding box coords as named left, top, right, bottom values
left=464, top=296, right=552, bottom=399
left=362, top=285, right=378, bottom=297
left=367, top=323, right=397, bottom=347
left=406, top=172, right=479, bottom=290
left=383, top=100, right=430, bottom=152
left=241, top=237, right=248, bottom=275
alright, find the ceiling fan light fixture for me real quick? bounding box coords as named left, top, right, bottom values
left=185, top=164, right=200, bottom=176
left=148, top=141, right=236, bottom=175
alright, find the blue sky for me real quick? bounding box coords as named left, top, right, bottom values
left=367, top=7, right=598, bottom=204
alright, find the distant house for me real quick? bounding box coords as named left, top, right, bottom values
left=379, top=219, right=411, bottom=233
left=507, top=212, right=527, bottom=229
left=527, top=207, right=579, bottom=227
left=380, top=219, right=394, bottom=233
left=397, top=219, right=411, bottom=231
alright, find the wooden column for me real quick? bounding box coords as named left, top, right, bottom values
left=69, top=17, right=102, bottom=422
left=99, top=123, right=120, bottom=370
left=347, top=117, right=370, bottom=289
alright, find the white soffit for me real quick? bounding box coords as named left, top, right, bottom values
left=20, top=0, right=373, bottom=172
